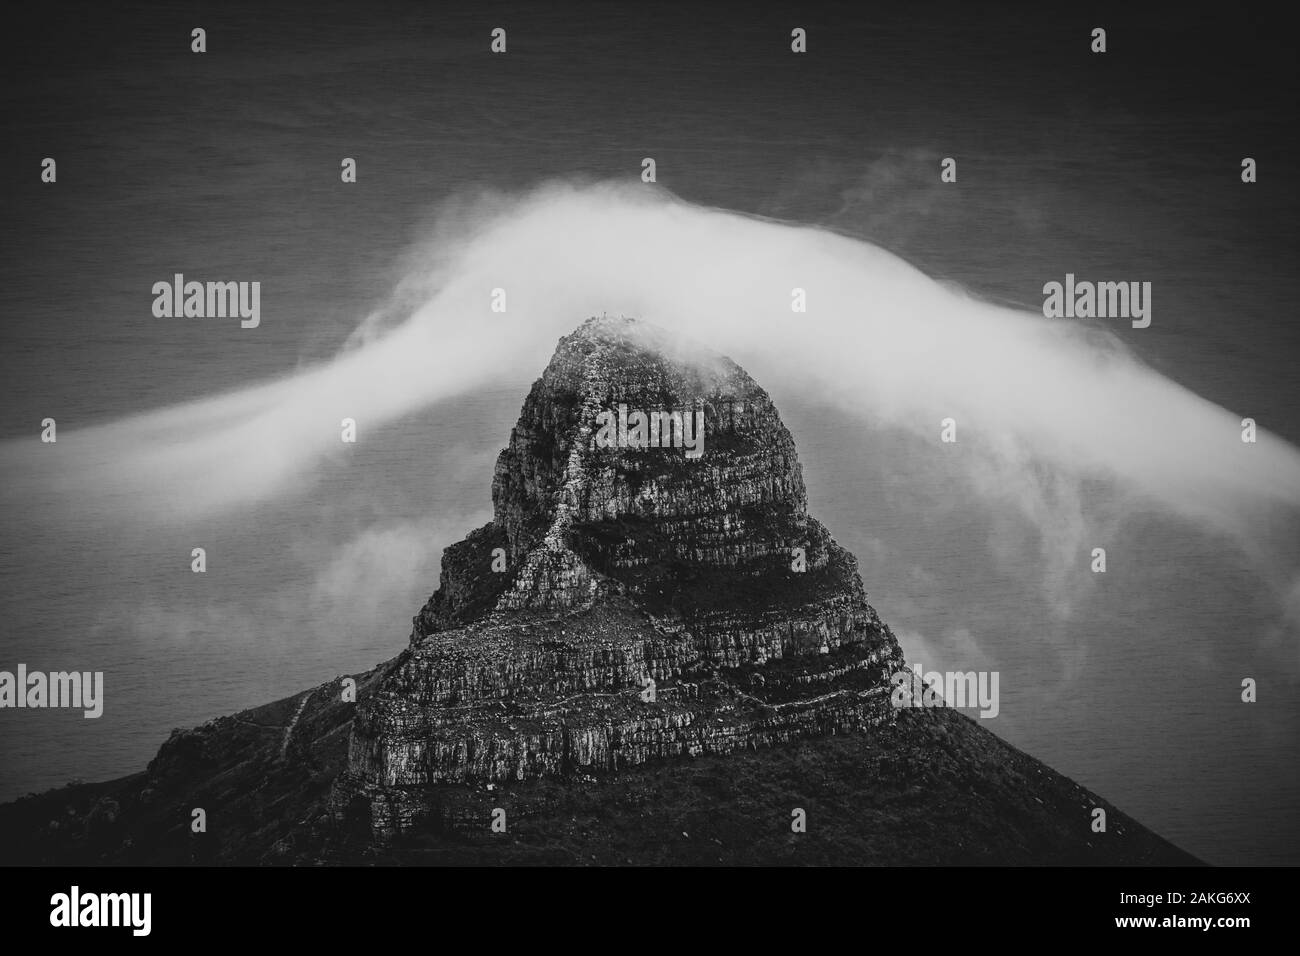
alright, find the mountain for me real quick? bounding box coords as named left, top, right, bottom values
left=0, top=317, right=1198, bottom=865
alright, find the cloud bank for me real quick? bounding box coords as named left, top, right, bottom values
left=3, top=180, right=1298, bottom=616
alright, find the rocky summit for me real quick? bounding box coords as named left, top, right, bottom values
left=0, top=317, right=1198, bottom=866
left=333, top=316, right=904, bottom=837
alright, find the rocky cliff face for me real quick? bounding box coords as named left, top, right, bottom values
left=333, top=316, right=905, bottom=838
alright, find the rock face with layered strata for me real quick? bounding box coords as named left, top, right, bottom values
left=332, top=316, right=906, bottom=838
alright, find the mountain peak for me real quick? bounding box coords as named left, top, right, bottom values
left=415, top=315, right=861, bottom=631
left=332, top=317, right=905, bottom=838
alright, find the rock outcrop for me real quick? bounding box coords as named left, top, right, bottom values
left=332, top=316, right=905, bottom=838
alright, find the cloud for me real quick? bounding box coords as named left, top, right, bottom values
left=307, top=512, right=489, bottom=630
left=2, top=180, right=1298, bottom=627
